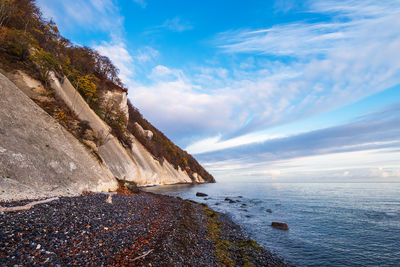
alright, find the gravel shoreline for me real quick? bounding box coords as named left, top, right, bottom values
left=0, top=191, right=289, bottom=266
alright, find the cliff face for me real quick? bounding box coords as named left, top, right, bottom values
left=0, top=69, right=209, bottom=200
left=0, top=73, right=118, bottom=201
left=46, top=72, right=207, bottom=185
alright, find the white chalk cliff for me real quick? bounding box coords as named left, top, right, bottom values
left=0, top=72, right=118, bottom=201
left=0, top=70, right=207, bottom=200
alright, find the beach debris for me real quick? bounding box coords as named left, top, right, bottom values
left=196, top=192, right=208, bottom=197
left=271, top=222, right=289, bottom=231
left=132, top=249, right=154, bottom=262
left=0, top=197, right=59, bottom=213
left=105, top=192, right=117, bottom=204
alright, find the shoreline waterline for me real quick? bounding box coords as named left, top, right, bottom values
left=143, top=181, right=400, bottom=267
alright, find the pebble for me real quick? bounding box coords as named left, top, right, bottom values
left=0, top=192, right=289, bottom=266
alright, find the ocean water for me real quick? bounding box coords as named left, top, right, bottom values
left=143, top=182, right=400, bottom=266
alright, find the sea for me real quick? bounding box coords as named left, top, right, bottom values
left=143, top=182, right=400, bottom=267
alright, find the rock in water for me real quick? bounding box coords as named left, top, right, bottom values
left=196, top=192, right=208, bottom=197
left=271, top=222, right=289, bottom=230
left=266, top=209, right=272, bottom=213
left=224, top=197, right=236, bottom=203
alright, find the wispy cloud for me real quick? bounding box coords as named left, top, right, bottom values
left=37, top=0, right=124, bottom=39
left=205, top=148, right=400, bottom=182
left=133, top=0, right=146, bottom=8
left=196, top=102, right=400, bottom=166
left=135, top=46, right=159, bottom=63
left=132, top=1, right=400, bottom=147
left=211, top=1, right=400, bottom=135
left=160, top=17, right=193, bottom=32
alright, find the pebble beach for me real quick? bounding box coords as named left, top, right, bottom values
left=0, top=191, right=287, bottom=266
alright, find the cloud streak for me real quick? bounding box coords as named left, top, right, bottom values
left=197, top=102, right=400, bottom=161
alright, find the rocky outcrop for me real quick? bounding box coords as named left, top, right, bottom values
left=101, top=90, right=129, bottom=124
left=0, top=73, right=118, bottom=201
left=128, top=133, right=196, bottom=185
left=3, top=70, right=46, bottom=99
left=134, top=122, right=153, bottom=140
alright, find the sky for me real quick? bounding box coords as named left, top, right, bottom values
left=37, top=0, right=400, bottom=182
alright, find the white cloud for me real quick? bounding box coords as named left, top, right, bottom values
left=37, top=0, right=124, bottom=38
left=129, top=67, right=239, bottom=139
left=94, top=42, right=134, bottom=83
left=205, top=148, right=400, bottom=182
left=135, top=46, right=159, bottom=63
left=186, top=132, right=284, bottom=154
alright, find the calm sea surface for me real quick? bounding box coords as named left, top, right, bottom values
left=143, top=182, right=400, bottom=266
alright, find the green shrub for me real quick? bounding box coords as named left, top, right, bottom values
left=29, top=48, right=60, bottom=83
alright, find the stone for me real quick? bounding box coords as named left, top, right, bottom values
left=271, top=222, right=289, bottom=231
left=125, top=182, right=140, bottom=193
left=224, top=198, right=235, bottom=203
left=134, top=122, right=153, bottom=141
left=266, top=209, right=272, bottom=213
left=196, top=192, right=208, bottom=197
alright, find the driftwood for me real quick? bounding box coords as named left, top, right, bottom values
left=132, top=249, right=154, bottom=262
left=0, top=197, right=59, bottom=213
left=105, top=192, right=117, bottom=204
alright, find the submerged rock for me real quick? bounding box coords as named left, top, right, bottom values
left=196, top=192, right=208, bottom=197
left=224, top=198, right=236, bottom=203
left=266, top=209, right=272, bottom=213
left=271, top=222, right=289, bottom=231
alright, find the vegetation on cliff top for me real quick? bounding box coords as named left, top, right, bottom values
left=0, top=0, right=214, bottom=182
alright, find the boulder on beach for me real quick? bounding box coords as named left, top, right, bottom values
left=271, top=222, right=289, bottom=231
left=196, top=192, right=208, bottom=197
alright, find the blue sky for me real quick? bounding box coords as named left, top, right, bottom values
left=37, top=0, right=400, bottom=182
